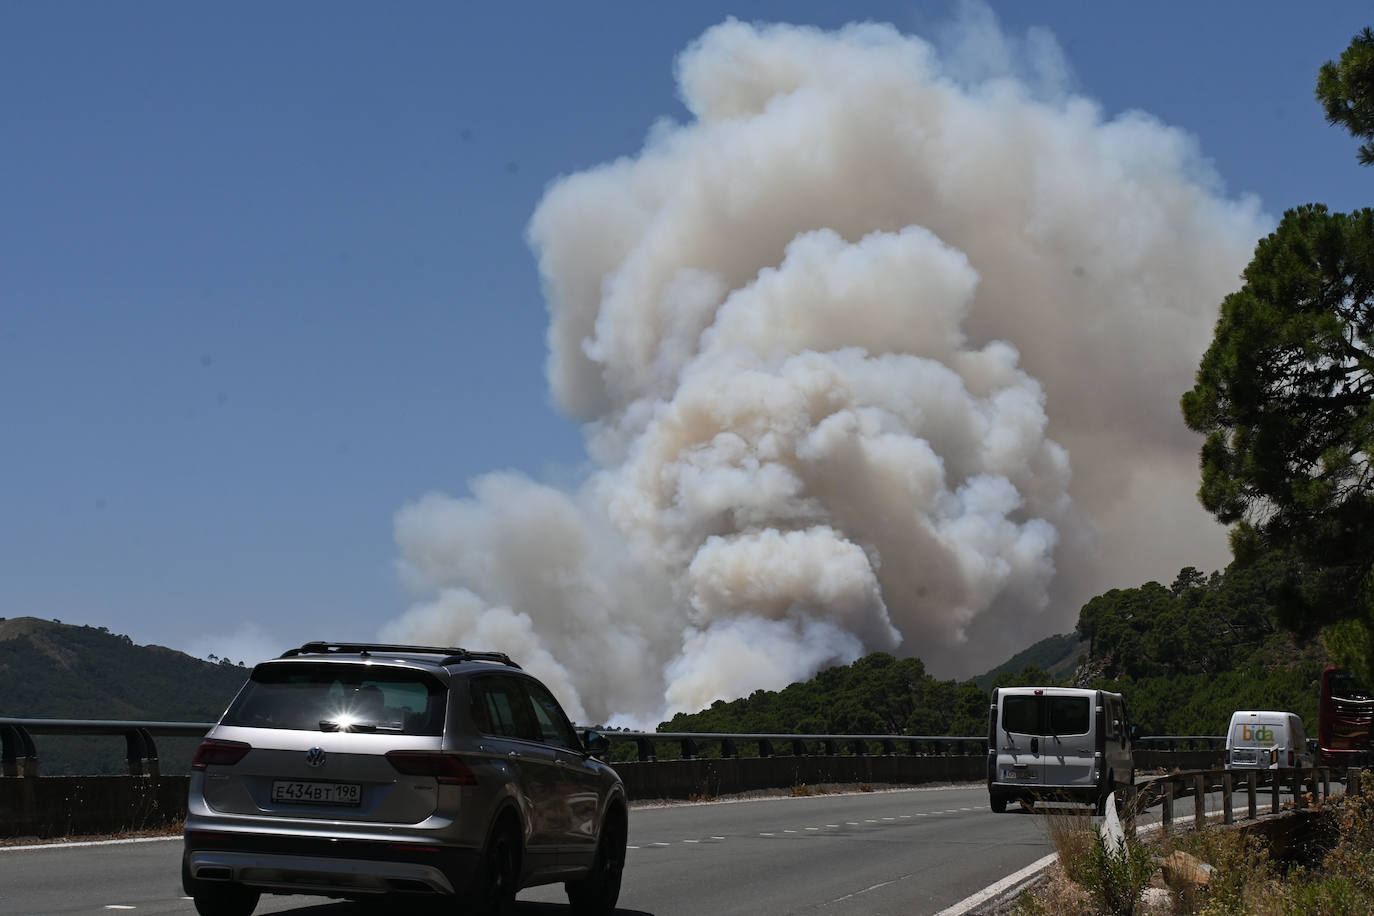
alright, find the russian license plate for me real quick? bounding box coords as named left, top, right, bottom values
left=272, top=780, right=362, bottom=806
left=1003, top=768, right=1036, bottom=780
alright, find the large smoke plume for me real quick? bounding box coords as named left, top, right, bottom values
left=381, top=9, right=1268, bottom=726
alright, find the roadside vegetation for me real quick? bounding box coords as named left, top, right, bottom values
left=1014, top=777, right=1374, bottom=915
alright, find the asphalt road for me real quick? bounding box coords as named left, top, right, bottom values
left=0, top=783, right=1057, bottom=916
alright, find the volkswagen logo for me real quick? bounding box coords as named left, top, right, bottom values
left=305, top=747, right=326, bottom=768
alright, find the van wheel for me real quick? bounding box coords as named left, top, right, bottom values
left=1095, top=773, right=1114, bottom=816
left=989, top=794, right=1007, bottom=813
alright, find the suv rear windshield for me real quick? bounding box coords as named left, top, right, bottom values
left=222, top=662, right=446, bottom=735
left=1002, top=694, right=1091, bottom=736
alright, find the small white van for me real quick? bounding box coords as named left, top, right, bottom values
left=987, top=686, right=1134, bottom=814
left=1225, top=710, right=1312, bottom=770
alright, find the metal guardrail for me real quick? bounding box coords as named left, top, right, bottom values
left=0, top=718, right=213, bottom=777
left=0, top=715, right=1239, bottom=778
left=604, top=731, right=988, bottom=762
left=1122, top=765, right=1338, bottom=832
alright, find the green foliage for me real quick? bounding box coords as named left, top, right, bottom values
left=0, top=618, right=250, bottom=774
left=1317, top=27, right=1374, bottom=165
left=659, top=653, right=988, bottom=737
left=1182, top=204, right=1374, bottom=647
left=1073, top=564, right=1327, bottom=735
left=1084, top=831, right=1155, bottom=916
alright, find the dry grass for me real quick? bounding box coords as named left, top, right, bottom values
left=1, top=819, right=184, bottom=847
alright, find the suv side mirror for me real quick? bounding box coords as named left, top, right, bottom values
left=583, top=729, right=611, bottom=758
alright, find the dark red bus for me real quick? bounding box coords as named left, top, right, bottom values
left=1318, top=666, right=1374, bottom=766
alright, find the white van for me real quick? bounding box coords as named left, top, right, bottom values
left=1226, top=710, right=1312, bottom=770
left=987, top=686, right=1134, bottom=814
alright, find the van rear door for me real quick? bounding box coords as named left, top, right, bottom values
left=997, top=693, right=1045, bottom=786
left=1042, top=694, right=1096, bottom=788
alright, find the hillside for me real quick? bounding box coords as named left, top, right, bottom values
left=4, top=556, right=1337, bottom=774
left=971, top=631, right=1084, bottom=691
left=0, top=617, right=251, bottom=774
left=663, top=562, right=1334, bottom=741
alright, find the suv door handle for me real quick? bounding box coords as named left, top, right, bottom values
left=508, top=751, right=520, bottom=759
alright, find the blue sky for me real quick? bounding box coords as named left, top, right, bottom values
left=3, top=1, right=1370, bottom=673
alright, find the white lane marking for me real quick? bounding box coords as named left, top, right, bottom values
left=627, top=846, right=640, bottom=850
left=936, top=806, right=1248, bottom=915
left=0, top=835, right=181, bottom=853
left=683, top=839, right=699, bottom=843
left=759, top=832, right=775, bottom=836
left=711, top=836, right=725, bottom=840
left=933, top=853, right=1058, bottom=916
left=783, top=829, right=797, bottom=833
left=900, top=814, right=912, bottom=818
left=806, top=827, right=820, bottom=831
left=104, top=908, right=137, bottom=911
left=882, top=816, right=895, bottom=821
left=829, top=875, right=910, bottom=903
left=651, top=842, right=671, bottom=847
left=826, top=824, right=840, bottom=828
left=846, top=821, right=859, bottom=825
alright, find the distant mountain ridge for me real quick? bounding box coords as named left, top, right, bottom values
left=0, top=616, right=252, bottom=774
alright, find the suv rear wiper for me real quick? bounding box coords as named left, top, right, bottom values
left=318, top=720, right=403, bottom=733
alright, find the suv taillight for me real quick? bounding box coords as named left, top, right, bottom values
left=385, top=751, right=477, bottom=785
left=191, top=739, right=251, bottom=770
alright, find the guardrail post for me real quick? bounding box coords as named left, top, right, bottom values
left=791, top=739, right=808, bottom=757
left=721, top=738, right=738, bottom=759
left=1293, top=767, right=1304, bottom=809
left=635, top=737, right=655, bottom=762
left=1163, top=781, right=1173, bottom=832
left=1348, top=767, right=1361, bottom=797
left=124, top=727, right=159, bottom=778
left=1, top=724, right=38, bottom=778
left=1193, top=774, right=1205, bottom=828
left=1321, top=767, right=1329, bottom=803
left=881, top=739, right=897, bottom=756
left=1222, top=772, right=1233, bottom=825
left=757, top=739, right=774, bottom=758
left=1271, top=770, right=1280, bottom=814
left=1247, top=771, right=1257, bottom=820
left=680, top=737, right=698, bottom=760
left=851, top=739, right=867, bottom=756
left=824, top=739, right=838, bottom=756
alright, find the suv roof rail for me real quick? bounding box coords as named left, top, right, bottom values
left=279, top=641, right=521, bottom=668
left=438, top=650, right=522, bottom=669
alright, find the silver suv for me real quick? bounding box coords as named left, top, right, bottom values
left=182, top=642, right=627, bottom=916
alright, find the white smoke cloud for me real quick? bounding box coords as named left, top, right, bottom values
left=382, top=9, right=1268, bottom=726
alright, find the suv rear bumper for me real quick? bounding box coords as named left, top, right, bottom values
left=182, top=829, right=479, bottom=898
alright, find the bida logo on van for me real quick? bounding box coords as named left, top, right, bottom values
left=1242, top=724, right=1275, bottom=743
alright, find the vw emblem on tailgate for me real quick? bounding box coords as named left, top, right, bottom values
left=305, top=747, right=326, bottom=768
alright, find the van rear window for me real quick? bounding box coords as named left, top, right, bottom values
left=1001, top=695, right=1091, bottom=736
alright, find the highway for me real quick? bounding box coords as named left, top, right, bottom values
left=0, top=783, right=1052, bottom=916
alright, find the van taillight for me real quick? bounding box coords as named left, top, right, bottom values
left=191, top=739, right=251, bottom=770
left=385, top=751, right=477, bottom=785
